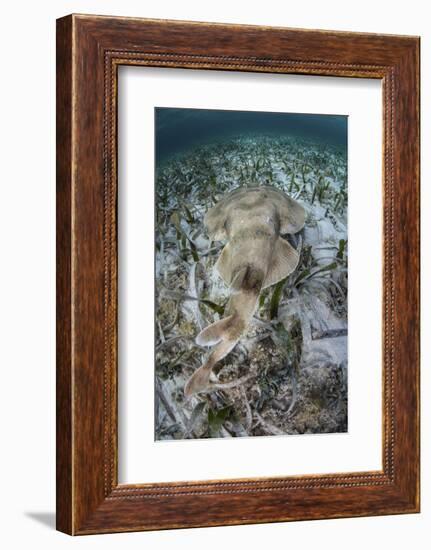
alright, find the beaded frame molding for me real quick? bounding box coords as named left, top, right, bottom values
left=56, top=14, right=420, bottom=535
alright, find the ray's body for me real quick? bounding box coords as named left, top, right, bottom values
left=184, top=186, right=306, bottom=397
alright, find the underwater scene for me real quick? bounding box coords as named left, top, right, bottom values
left=154, top=107, right=348, bottom=440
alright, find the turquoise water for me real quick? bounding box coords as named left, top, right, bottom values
left=155, top=107, right=347, bottom=164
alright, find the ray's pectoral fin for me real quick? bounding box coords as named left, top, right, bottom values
left=214, top=244, right=232, bottom=285
left=263, top=238, right=300, bottom=288
left=278, top=195, right=307, bottom=234
left=204, top=202, right=228, bottom=241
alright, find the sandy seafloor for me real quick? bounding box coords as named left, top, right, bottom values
left=154, top=134, right=348, bottom=440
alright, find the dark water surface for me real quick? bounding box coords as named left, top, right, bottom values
left=155, top=107, right=347, bottom=164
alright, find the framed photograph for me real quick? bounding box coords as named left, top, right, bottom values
left=56, top=14, right=420, bottom=534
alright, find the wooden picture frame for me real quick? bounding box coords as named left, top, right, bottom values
left=56, top=14, right=420, bottom=535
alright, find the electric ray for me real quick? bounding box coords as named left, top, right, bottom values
left=184, top=185, right=306, bottom=397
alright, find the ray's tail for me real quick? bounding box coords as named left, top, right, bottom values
left=184, top=266, right=263, bottom=397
